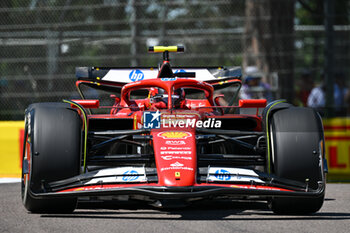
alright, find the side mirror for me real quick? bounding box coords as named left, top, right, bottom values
left=214, top=94, right=225, bottom=106
left=239, top=99, right=267, bottom=108
left=214, top=95, right=225, bottom=115
left=70, top=99, right=100, bottom=108
left=110, top=95, right=121, bottom=105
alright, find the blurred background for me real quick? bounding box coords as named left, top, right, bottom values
left=0, top=0, right=349, bottom=120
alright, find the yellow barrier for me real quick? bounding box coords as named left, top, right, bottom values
left=323, top=118, right=350, bottom=181
left=0, top=118, right=350, bottom=181
left=0, top=121, right=24, bottom=178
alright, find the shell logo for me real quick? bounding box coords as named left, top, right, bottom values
left=157, top=131, right=192, bottom=139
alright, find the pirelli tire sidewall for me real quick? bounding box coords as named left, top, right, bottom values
left=22, top=103, right=81, bottom=212
left=268, top=106, right=325, bottom=214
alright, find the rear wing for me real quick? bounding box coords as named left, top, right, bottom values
left=76, top=66, right=241, bottom=85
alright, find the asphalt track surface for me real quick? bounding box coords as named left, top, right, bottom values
left=1, top=183, right=350, bottom=233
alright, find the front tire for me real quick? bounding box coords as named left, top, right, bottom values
left=22, top=103, right=81, bottom=213
left=268, top=107, right=325, bottom=214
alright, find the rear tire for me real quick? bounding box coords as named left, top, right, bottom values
left=21, top=103, right=81, bottom=213
left=268, top=107, right=325, bottom=214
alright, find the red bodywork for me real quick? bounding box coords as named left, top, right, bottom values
left=73, top=75, right=267, bottom=189
left=23, top=49, right=325, bottom=213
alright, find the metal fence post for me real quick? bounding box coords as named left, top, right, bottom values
left=324, top=0, right=335, bottom=117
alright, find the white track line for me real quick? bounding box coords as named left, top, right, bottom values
left=0, top=178, right=21, bottom=184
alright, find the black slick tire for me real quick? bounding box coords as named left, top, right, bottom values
left=268, top=107, right=325, bottom=214
left=21, top=103, right=81, bottom=213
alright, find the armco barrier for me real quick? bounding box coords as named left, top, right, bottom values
left=0, top=119, right=350, bottom=181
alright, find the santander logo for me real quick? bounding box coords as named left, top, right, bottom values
left=170, top=161, right=184, bottom=167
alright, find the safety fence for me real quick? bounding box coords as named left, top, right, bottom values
left=1, top=119, right=349, bottom=181
left=1, top=0, right=349, bottom=120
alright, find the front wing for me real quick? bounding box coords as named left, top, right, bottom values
left=29, top=167, right=325, bottom=200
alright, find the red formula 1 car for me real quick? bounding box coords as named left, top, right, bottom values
left=21, top=46, right=327, bottom=214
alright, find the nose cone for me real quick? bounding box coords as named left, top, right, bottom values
left=151, top=129, right=196, bottom=186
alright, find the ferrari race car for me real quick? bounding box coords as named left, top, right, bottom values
left=21, top=46, right=327, bottom=214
